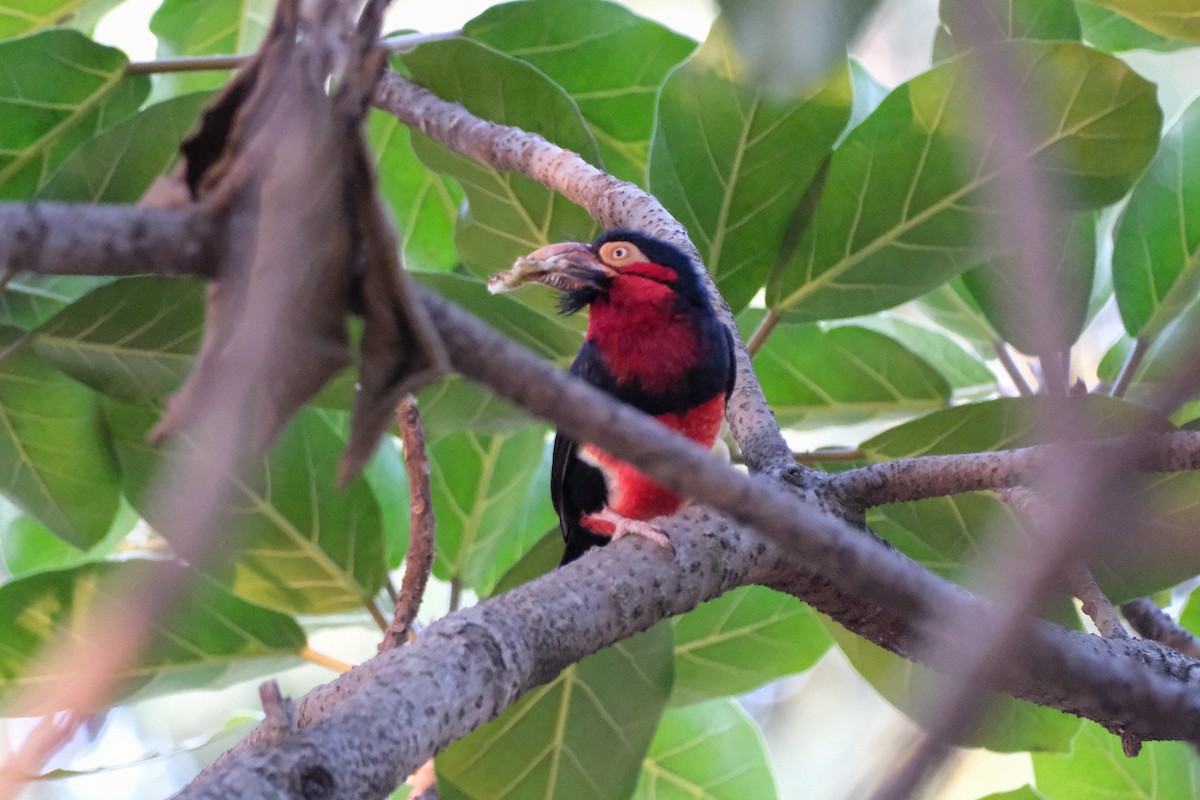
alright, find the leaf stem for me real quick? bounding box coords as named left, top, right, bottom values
left=1110, top=337, right=1148, bottom=399
left=993, top=341, right=1033, bottom=396
left=745, top=310, right=781, bottom=357
left=365, top=599, right=389, bottom=632
left=300, top=647, right=353, bottom=673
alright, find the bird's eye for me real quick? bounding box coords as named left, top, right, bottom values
left=599, top=241, right=644, bottom=266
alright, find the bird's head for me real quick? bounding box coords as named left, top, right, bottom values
left=489, top=230, right=710, bottom=314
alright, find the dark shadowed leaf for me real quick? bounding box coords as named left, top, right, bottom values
left=744, top=311, right=950, bottom=429
left=0, top=29, right=148, bottom=199
left=32, top=277, right=204, bottom=403
left=634, top=699, right=777, bottom=800
left=766, top=41, right=1160, bottom=322
left=438, top=622, right=673, bottom=800
left=366, top=110, right=463, bottom=272
left=466, top=0, right=696, bottom=184
left=649, top=22, right=851, bottom=312
left=830, top=623, right=1080, bottom=752
left=0, top=560, right=305, bottom=706
left=1033, top=722, right=1200, bottom=798
left=40, top=92, right=212, bottom=202
left=670, top=586, right=830, bottom=706
left=0, top=327, right=119, bottom=548
left=402, top=38, right=600, bottom=281
left=105, top=402, right=388, bottom=614
left=960, top=213, right=1096, bottom=355
left=428, top=425, right=555, bottom=593
left=1113, top=96, right=1200, bottom=340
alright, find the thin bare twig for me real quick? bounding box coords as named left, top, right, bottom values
left=746, top=310, right=782, bottom=357
left=1067, top=563, right=1128, bottom=640
left=382, top=396, right=436, bottom=650
left=994, top=341, right=1034, bottom=395
left=1122, top=598, right=1200, bottom=659
left=1111, top=338, right=1149, bottom=398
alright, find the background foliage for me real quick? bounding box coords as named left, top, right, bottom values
left=2, top=0, right=1200, bottom=797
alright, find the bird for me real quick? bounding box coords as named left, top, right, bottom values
left=489, top=230, right=736, bottom=564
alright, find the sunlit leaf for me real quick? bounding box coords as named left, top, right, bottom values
left=0, top=29, right=148, bottom=198
left=466, top=0, right=696, bottom=183
left=634, top=699, right=777, bottom=800
left=0, top=0, right=121, bottom=38
left=438, top=623, right=673, bottom=800
left=670, top=586, right=830, bottom=706
left=1082, top=0, right=1200, bottom=41
left=105, top=403, right=387, bottom=614
left=0, top=327, right=119, bottom=548
left=766, top=41, right=1160, bottom=322
left=150, top=0, right=272, bottom=91
left=843, top=315, right=995, bottom=390
left=0, top=560, right=305, bottom=706
left=649, top=22, right=851, bottom=312
left=1077, top=1, right=1189, bottom=52
left=0, top=499, right=134, bottom=577
left=1033, top=722, right=1200, bottom=798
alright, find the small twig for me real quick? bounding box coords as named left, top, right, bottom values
left=994, top=341, right=1034, bottom=395
left=1121, top=598, right=1200, bottom=659
left=1111, top=337, right=1149, bottom=398
left=1066, top=562, right=1128, bottom=640
left=448, top=578, right=462, bottom=613
left=385, top=574, right=399, bottom=605
left=365, top=599, right=390, bottom=632
left=797, top=447, right=863, bottom=465
left=382, top=395, right=437, bottom=651
left=300, top=647, right=354, bottom=674
left=746, top=310, right=782, bottom=357
left=1039, top=351, right=1068, bottom=396
left=126, top=54, right=248, bottom=75
left=259, top=681, right=295, bottom=746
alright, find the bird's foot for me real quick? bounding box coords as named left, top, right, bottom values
left=584, top=509, right=674, bottom=556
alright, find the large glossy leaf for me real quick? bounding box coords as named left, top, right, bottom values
left=428, top=425, right=555, bottom=593
left=907, top=279, right=1000, bottom=358
left=1077, top=1, right=1189, bottom=52
left=829, top=623, right=1081, bottom=752
left=0, top=29, right=149, bottom=199
left=416, top=376, right=538, bottom=439
left=1033, top=722, right=1200, bottom=798
left=1083, top=0, right=1200, bottom=41
left=105, top=403, right=387, bottom=614
left=39, top=92, right=211, bottom=202
left=1113, top=96, right=1200, bottom=340
left=402, top=38, right=600, bottom=280
left=937, top=0, right=1081, bottom=55
left=648, top=22, right=852, bottom=313
left=634, top=699, right=777, bottom=800
left=366, top=110, right=463, bottom=272
left=670, top=586, right=830, bottom=706
left=32, top=277, right=204, bottom=403
left=466, top=0, right=696, bottom=184
left=960, top=212, right=1097, bottom=355
left=766, top=41, right=1160, bottom=322
left=150, top=0, right=272, bottom=91
left=438, top=623, right=673, bottom=800
left=0, top=275, right=110, bottom=331
left=843, top=315, right=995, bottom=391
left=746, top=312, right=950, bottom=429
left=0, top=0, right=121, bottom=38
left=0, top=327, right=119, bottom=548
left=0, top=499, right=133, bottom=578
left=0, top=560, right=305, bottom=706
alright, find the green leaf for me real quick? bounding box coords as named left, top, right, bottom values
left=438, top=623, right=673, bottom=800
left=960, top=212, right=1096, bottom=355
left=0, top=498, right=135, bottom=577
left=670, top=586, right=830, bottom=706
left=105, top=402, right=387, bottom=614
left=0, top=327, right=119, bottom=548
left=908, top=280, right=999, bottom=358
left=466, top=0, right=696, bottom=184
left=0, top=275, right=110, bottom=331
left=416, top=375, right=538, bottom=439
left=1077, top=1, right=1189, bottom=52
left=31, top=277, right=204, bottom=403
left=429, top=425, right=555, bottom=593
left=829, top=622, right=1081, bottom=752
left=746, top=312, right=950, bottom=429
left=843, top=59, right=890, bottom=141
left=844, top=315, right=995, bottom=390
left=1081, top=0, right=1200, bottom=41
left=766, top=41, right=1160, bottom=322
left=0, top=560, right=306, bottom=706
left=975, top=787, right=1049, bottom=800
left=367, top=110, right=463, bottom=272
left=1114, top=96, right=1200, bottom=340
left=402, top=38, right=600, bottom=280
left=634, top=699, right=777, bottom=800
left=150, top=0, right=271, bottom=91
left=0, top=29, right=149, bottom=199
left=0, top=0, right=120, bottom=38
left=938, top=0, right=1081, bottom=53
left=39, top=92, right=212, bottom=202
left=648, top=22, right=852, bottom=313
left=488, top=529, right=563, bottom=596
left=1033, top=722, right=1200, bottom=799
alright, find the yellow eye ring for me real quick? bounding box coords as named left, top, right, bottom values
left=599, top=241, right=645, bottom=266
